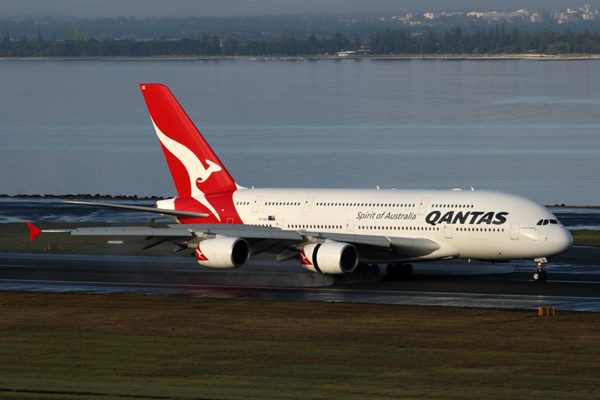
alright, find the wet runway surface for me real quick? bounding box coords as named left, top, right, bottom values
left=1, top=246, right=599, bottom=312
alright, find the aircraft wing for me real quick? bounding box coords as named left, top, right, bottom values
left=62, top=200, right=209, bottom=219
left=27, top=222, right=440, bottom=259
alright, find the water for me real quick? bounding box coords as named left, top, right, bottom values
left=1, top=58, right=599, bottom=205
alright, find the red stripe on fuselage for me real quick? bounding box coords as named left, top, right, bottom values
left=174, top=192, right=243, bottom=225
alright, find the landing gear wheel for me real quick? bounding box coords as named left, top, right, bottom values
left=369, top=264, right=380, bottom=276
left=402, top=264, right=414, bottom=276
left=533, top=259, right=548, bottom=282
left=386, top=264, right=397, bottom=276
left=356, top=263, right=369, bottom=276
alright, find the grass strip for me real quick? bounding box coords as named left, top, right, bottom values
left=569, top=229, right=600, bottom=247
left=0, top=291, right=599, bottom=399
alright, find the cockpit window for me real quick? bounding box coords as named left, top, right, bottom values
left=543, top=220, right=549, bottom=225
left=550, top=219, right=558, bottom=224
left=536, top=219, right=543, bottom=226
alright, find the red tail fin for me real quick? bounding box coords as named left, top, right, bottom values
left=140, top=84, right=237, bottom=197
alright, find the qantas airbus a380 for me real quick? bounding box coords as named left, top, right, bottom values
left=27, top=84, right=572, bottom=282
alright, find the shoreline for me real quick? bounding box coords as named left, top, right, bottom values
left=1, top=54, right=599, bottom=61
left=1, top=194, right=598, bottom=208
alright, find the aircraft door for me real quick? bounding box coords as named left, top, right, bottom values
left=418, top=197, right=430, bottom=215
left=510, top=222, right=520, bottom=240
left=346, top=220, right=354, bottom=234
left=303, top=196, right=315, bottom=213
left=444, top=224, right=453, bottom=239
left=252, top=196, right=263, bottom=213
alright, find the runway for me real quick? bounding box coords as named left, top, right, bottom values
left=1, top=246, right=600, bottom=312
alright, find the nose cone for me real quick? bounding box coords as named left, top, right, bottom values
left=548, top=227, right=573, bottom=257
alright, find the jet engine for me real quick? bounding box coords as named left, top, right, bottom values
left=300, top=242, right=358, bottom=274
left=195, top=237, right=251, bottom=269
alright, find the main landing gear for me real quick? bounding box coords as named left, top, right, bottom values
left=355, top=263, right=381, bottom=277
left=386, top=263, right=413, bottom=278
left=532, top=258, right=548, bottom=282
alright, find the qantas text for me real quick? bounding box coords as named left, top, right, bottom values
left=425, top=211, right=508, bottom=226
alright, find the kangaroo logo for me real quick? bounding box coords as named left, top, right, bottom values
left=153, top=121, right=222, bottom=221
left=196, top=247, right=209, bottom=261
left=300, top=249, right=312, bottom=266
left=196, top=160, right=222, bottom=185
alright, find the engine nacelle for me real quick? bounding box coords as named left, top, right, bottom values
left=195, top=237, right=251, bottom=269
left=300, top=242, right=358, bottom=274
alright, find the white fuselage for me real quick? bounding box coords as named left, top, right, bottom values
left=223, top=188, right=572, bottom=263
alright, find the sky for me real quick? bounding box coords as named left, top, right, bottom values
left=2, top=0, right=599, bottom=19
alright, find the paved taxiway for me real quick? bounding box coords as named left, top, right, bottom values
left=1, top=246, right=599, bottom=311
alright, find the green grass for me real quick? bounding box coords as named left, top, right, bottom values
left=0, top=292, right=599, bottom=399
left=569, top=229, right=600, bottom=247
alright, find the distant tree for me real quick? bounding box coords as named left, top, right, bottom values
left=333, top=31, right=347, bottom=52
left=510, top=26, right=520, bottom=51
left=158, top=34, right=167, bottom=41
left=65, top=25, right=84, bottom=41
left=36, top=30, right=43, bottom=42
left=307, top=34, right=318, bottom=55
left=352, top=36, right=361, bottom=51
left=210, top=35, right=220, bottom=55
left=2, top=31, right=9, bottom=44
left=20, top=29, right=27, bottom=42
left=221, top=36, right=239, bottom=55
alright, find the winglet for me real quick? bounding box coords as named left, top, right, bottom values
left=26, top=222, right=42, bottom=241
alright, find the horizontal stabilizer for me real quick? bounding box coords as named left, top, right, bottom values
left=26, top=222, right=42, bottom=241
left=63, top=200, right=209, bottom=219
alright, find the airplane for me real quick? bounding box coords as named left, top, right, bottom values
left=27, top=83, right=573, bottom=282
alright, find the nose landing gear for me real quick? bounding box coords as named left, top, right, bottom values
left=533, top=258, right=548, bottom=282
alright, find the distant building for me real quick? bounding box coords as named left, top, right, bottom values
left=556, top=10, right=578, bottom=23
left=531, top=13, right=544, bottom=23
left=549, top=10, right=561, bottom=19
left=580, top=3, right=593, bottom=13
left=466, top=10, right=529, bottom=22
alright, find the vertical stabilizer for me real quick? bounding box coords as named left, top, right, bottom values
left=140, top=84, right=237, bottom=197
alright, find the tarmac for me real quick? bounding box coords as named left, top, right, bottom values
left=1, top=246, right=599, bottom=312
